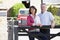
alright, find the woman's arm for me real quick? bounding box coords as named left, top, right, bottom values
left=27, top=16, right=34, bottom=26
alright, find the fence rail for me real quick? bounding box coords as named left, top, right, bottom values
left=7, top=17, right=60, bottom=40
left=14, top=26, right=60, bottom=40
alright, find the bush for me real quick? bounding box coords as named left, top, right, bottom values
left=47, top=5, right=60, bottom=25
left=54, top=15, right=60, bottom=25
left=10, top=3, right=25, bottom=17
left=47, top=5, right=58, bottom=15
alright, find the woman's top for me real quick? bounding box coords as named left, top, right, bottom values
left=27, top=14, right=41, bottom=32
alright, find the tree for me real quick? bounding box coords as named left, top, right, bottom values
left=10, top=3, right=25, bottom=17
left=0, top=0, right=2, bottom=3
left=47, top=5, right=58, bottom=15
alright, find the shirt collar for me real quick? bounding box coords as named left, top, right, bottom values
left=30, top=14, right=36, bottom=19
left=30, top=14, right=34, bottom=18
left=41, top=11, right=47, bottom=14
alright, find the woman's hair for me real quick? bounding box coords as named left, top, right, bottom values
left=29, top=6, right=37, bottom=14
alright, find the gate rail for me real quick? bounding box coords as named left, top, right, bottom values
left=7, top=17, right=60, bottom=40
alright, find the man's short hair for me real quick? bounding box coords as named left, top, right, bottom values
left=41, top=3, right=46, bottom=6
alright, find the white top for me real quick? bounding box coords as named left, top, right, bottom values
left=29, top=14, right=41, bottom=32
left=38, top=11, right=54, bottom=25
left=30, top=14, right=41, bottom=25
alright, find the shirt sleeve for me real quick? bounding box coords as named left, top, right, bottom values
left=49, top=12, right=54, bottom=21
left=27, top=16, right=34, bottom=26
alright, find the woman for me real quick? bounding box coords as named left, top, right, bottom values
left=27, top=6, right=42, bottom=40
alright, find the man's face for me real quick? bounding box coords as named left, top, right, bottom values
left=41, top=5, right=46, bottom=13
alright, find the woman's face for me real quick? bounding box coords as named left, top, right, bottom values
left=30, top=8, right=35, bottom=15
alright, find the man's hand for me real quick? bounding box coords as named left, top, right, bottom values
left=40, top=24, right=42, bottom=27
left=36, top=24, right=42, bottom=27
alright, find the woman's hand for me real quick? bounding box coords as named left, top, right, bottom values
left=36, top=24, right=40, bottom=26
left=36, top=24, right=42, bottom=27
left=39, top=24, right=43, bottom=27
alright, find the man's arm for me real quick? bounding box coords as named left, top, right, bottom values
left=49, top=12, right=55, bottom=28
left=51, top=19, right=55, bottom=28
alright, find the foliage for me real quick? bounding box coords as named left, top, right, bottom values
left=0, top=0, right=2, bottom=3
left=54, top=15, right=60, bottom=25
left=47, top=5, right=58, bottom=15
left=10, top=3, right=25, bottom=17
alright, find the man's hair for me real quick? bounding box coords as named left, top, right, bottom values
left=41, top=3, right=46, bottom=6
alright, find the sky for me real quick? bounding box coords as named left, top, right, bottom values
left=43, top=0, right=60, bottom=4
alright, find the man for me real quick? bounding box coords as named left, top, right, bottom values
left=38, top=3, right=55, bottom=40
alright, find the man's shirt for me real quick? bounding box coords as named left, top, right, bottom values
left=38, top=11, right=54, bottom=25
